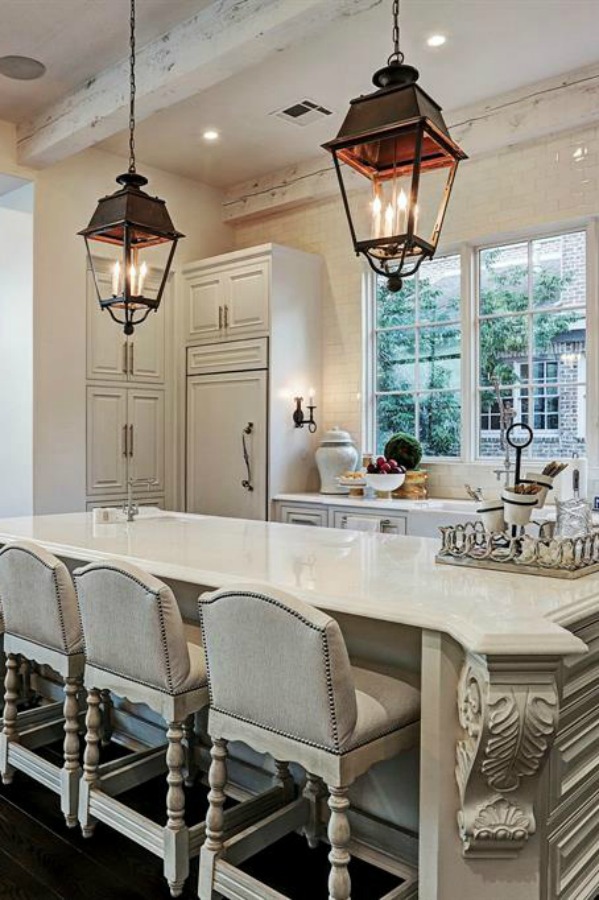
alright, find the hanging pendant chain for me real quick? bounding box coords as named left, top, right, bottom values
left=388, top=0, right=404, bottom=65
left=128, top=0, right=137, bottom=173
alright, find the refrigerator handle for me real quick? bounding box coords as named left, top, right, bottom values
left=241, top=422, right=254, bottom=492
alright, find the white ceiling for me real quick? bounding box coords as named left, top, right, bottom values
left=2, top=0, right=599, bottom=188
left=0, top=0, right=209, bottom=121
left=98, top=0, right=599, bottom=187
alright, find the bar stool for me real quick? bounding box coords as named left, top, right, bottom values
left=0, top=540, right=85, bottom=827
left=74, top=559, right=210, bottom=898
left=197, top=584, right=421, bottom=900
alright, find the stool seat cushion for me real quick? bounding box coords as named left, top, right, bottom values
left=347, top=666, right=420, bottom=752
left=186, top=641, right=208, bottom=693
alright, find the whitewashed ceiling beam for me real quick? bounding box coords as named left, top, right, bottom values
left=224, top=62, right=599, bottom=223
left=17, top=0, right=381, bottom=168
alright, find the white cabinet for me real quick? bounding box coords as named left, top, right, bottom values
left=86, top=386, right=164, bottom=496
left=187, top=369, right=267, bottom=520
left=86, top=386, right=129, bottom=495
left=86, top=265, right=165, bottom=383
left=184, top=245, right=323, bottom=521
left=183, top=254, right=270, bottom=344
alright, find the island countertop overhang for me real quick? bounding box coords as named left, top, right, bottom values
left=0, top=510, right=588, bottom=657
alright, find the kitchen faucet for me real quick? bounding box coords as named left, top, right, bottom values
left=123, top=477, right=159, bottom=522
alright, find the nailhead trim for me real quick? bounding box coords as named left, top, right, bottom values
left=86, top=661, right=206, bottom=697
left=0, top=544, right=81, bottom=655
left=200, top=590, right=341, bottom=752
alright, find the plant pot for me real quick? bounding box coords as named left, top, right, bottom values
left=393, top=469, right=428, bottom=500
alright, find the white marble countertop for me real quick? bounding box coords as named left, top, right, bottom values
left=0, top=510, right=588, bottom=657
left=273, top=493, right=486, bottom=513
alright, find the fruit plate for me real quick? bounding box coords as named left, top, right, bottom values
left=365, top=473, right=406, bottom=493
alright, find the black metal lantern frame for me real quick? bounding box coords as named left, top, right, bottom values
left=79, top=0, right=184, bottom=334
left=323, top=1, right=466, bottom=292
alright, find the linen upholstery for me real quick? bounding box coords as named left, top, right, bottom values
left=200, top=584, right=360, bottom=752
left=0, top=541, right=83, bottom=654
left=350, top=666, right=420, bottom=750
left=74, top=560, right=206, bottom=695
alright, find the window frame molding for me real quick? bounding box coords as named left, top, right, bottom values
left=364, top=218, right=597, bottom=468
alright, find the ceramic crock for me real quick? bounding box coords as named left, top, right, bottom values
left=315, top=427, right=359, bottom=494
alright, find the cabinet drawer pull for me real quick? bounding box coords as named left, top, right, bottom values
left=122, top=342, right=128, bottom=374
left=122, top=425, right=128, bottom=457
left=129, top=424, right=134, bottom=457
left=218, top=305, right=223, bottom=330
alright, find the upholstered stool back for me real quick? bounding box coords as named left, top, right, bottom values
left=0, top=541, right=83, bottom=655
left=200, top=585, right=358, bottom=752
left=75, top=560, right=196, bottom=694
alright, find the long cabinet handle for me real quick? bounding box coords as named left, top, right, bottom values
left=122, top=425, right=128, bottom=457
left=129, top=424, right=134, bottom=457
left=224, top=304, right=229, bottom=329
left=218, top=305, right=223, bottom=330
left=122, top=342, right=128, bottom=374
left=129, top=342, right=134, bottom=376
left=241, top=422, right=254, bottom=492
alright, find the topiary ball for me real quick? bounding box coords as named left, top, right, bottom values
left=383, top=432, right=423, bottom=471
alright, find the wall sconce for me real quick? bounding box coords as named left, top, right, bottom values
left=293, top=390, right=317, bottom=434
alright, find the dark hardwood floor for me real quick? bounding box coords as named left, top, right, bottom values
left=0, top=743, right=403, bottom=899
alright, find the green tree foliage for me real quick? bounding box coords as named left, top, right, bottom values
left=376, top=248, right=580, bottom=456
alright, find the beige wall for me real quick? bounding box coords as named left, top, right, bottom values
left=233, top=123, right=599, bottom=498
left=0, top=122, right=234, bottom=512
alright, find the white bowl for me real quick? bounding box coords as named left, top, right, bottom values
left=365, top=473, right=406, bottom=495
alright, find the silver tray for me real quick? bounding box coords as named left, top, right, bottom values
left=436, top=521, right=599, bottom=579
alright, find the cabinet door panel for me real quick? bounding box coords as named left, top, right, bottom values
left=224, top=261, right=269, bottom=337
left=186, top=273, right=224, bottom=342
left=187, top=371, right=267, bottom=520
left=127, top=389, right=165, bottom=491
left=87, top=270, right=127, bottom=381
left=87, top=387, right=128, bottom=494
left=129, top=301, right=165, bottom=383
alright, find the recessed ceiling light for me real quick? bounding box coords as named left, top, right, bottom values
left=426, top=34, right=447, bottom=48
left=202, top=129, right=220, bottom=142
left=0, top=55, right=46, bottom=80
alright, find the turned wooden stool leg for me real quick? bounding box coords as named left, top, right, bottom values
left=80, top=688, right=102, bottom=838
left=164, top=721, right=189, bottom=898
left=199, top=737, right=228, bottom=900
left=19, top=656, right=31, bottom=706
left=61, top=676, right=82, bottom=827
left=100, top=689, right=113, bottom=747
left=183, top=714, right=197, bottom=788
left=303, top=772, right=325, bottom=849
left=327, top=785, right=351, bottom=900
left=0, top=654, right=20, bottom=784
left=274, top=759, right=294, bottom=801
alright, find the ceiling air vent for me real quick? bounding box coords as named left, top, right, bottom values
left=272, top=99, right=333, bottom=127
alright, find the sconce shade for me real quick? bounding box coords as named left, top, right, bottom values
left=323, top=63, right=466, bottom=291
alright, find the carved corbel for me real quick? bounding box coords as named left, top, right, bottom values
left=455, top=652, right=559, bottom=858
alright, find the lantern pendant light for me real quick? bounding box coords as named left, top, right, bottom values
left=323, top=0, right=466, bottom=292
left=79, top=0, right=184, bottom=334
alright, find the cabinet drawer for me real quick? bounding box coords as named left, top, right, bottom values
left=86, top=496, right=165, bottom=511
left=332, top=510, right=407, bottom=534
left=279, top=505, right=328, bottom=527
left=187, top=338, right=268, bottom=375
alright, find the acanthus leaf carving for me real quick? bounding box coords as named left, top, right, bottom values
left=455, top=653, right=559, bottom=859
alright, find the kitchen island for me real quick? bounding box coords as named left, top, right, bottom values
left=0, top=510, right=596, bottom=900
